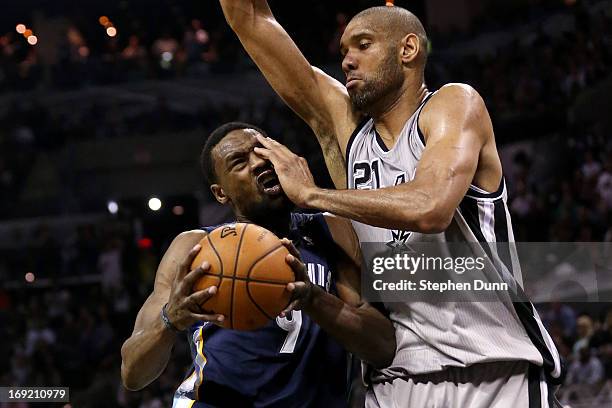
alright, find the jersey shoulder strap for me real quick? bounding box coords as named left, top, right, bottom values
left=345, top=117, right=373, bottom=163
left=415, top=90, right=438, bottom=146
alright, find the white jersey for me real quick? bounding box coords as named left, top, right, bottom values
left=347, top=91, right=562, bottom=381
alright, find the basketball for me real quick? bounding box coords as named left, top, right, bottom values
left=191, top=223, right=295, bottom=330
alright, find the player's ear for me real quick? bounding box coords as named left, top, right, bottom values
left=210, top=184, right=229, bottom=205
left=400, top=33, right=420, bottom=65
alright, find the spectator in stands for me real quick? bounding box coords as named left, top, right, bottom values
left=152, top=30, right=180, bottom=58
left=590, top=308, right=612, bottom=379
left=597, top=156, right=612, bottom=210
left=582, top=150, right=602, bottom=180
left=151, top=30, right=180, bottom=75
left=574, top=314, right=596, bottom=358
left=183, top=19, right=210, bottom=63
left=560, top=341, right=607, bottom=405
left=63, top=26, right=89, bottom=63
left=98, top=238, right=124, bottom=293
left=25, top=318, right=56, bottom=357
left=122, top=35, right=147, bottom=61
left=327, top=12, right=348, bottom=56
left=542, top=301, right=577, bottom=339
left=565, top=345, right=605, bottom=389
left=10, top=348, right=30, bottom=386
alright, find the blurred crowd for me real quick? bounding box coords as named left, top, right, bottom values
left=1, top=1, right=611, bottom=217
left=507, top=122, right=612, bottom=243
left=0, top=95, right=327, bottom=219
left=539, top=303, right=612, bottom=405
left=431, top=3, right=612, bottom=138
left=0, top=218, right=187, bottom=408
left=1, top=0, right=612, bottom=407
left=2, top=6, right=612, bottom=219
left=0, top=18, right=236, bottom=92
left=0, top=1, right=598, bottom=92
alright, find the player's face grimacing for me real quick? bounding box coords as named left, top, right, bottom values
left=210, top=129, right=291, bottom=220
left=339, top=20, right=404, bottom=113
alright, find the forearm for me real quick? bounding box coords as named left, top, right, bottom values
left=219, top=0, right=331, bottom=130
left=121, top=316, right=177, bottom=390
left=306, top=185, right=446, bottom=233
left=304, top=286, right=395, bottom=368
left=219, top=0, right=270, bottom=30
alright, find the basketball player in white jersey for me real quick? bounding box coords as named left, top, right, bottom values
left=218, top=1, right=563, bottom=406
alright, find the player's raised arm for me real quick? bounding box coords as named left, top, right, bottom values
left=120, top=230, right=223, bottom=391
left=218, top=0, right=359, bottom=185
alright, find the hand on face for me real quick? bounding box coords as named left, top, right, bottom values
left=165, top=243, right=225, bottom=331
left=253, top=134, right=318, bottom=208
left=278, top=238, right=315, bottom=317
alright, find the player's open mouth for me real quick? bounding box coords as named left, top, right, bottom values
left=257, top=169, right=283, bottom=196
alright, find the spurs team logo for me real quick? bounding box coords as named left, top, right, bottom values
left=387, top=229, right=412, bottom=249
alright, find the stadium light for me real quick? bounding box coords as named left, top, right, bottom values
left=148, top=197, right=162, bottom=211
left=25, top=272, right=35, bottom=283
left=16, top=24, right=26, bottom=34
left=27, top=35, right=37, bottom=45
left=107, top=200, right=119, bottom=214
left=106, top=26, right=117, bottom=37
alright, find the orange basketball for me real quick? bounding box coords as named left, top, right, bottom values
left=191, top=223, right=294, bottom=330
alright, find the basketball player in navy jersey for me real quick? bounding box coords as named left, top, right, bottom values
left=120, top=122, right=395, bottom=407
left=219, top=1, right=564, bottom=407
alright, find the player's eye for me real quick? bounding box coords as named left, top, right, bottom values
left=231, top=159, right=246, bottom=169
left=359, top=42, right=371, bottom=50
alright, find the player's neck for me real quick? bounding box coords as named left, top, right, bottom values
left=372, top=81, right=428, bottom=148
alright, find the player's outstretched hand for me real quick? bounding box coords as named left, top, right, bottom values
left=279, top=238, right=315, bottom=317
left=253, top=134, right=318, bottom=208
left=165, top=243, right=225, bottom=331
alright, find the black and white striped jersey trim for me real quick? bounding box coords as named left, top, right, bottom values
left=457, top=180, right=564, bottom=386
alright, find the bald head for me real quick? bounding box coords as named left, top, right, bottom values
left=349, top=6, right=428, bottom=66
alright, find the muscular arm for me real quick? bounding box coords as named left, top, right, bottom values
left=284, top=215, right=395, bottom=368
left=218, top=0, right=359, bottom=188
left=261, top=85, right=491, bottom=233
left=120, top=292, right=176, bottom=391
left=121, top=230, right=219, bottom=390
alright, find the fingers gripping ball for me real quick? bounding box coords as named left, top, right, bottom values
left=191, top=223, right=295, bottom=330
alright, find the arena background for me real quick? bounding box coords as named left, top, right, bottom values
left=0, top=0, right=611, bottom=407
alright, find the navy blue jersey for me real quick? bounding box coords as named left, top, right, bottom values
left=173, top=213, right=349, bottom=408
